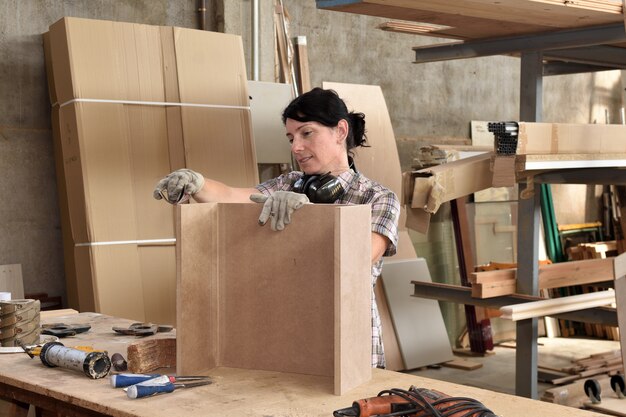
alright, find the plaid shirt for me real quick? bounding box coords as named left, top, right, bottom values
left=256, top=170, right=400, bottom=368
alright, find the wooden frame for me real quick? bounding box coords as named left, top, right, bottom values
left=176, top=203, right=372, bottom=395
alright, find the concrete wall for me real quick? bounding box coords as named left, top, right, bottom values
left=0, top=0, right=623, bottom=308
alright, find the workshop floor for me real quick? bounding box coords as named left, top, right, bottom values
left=407, top=336, right=621, bottom=398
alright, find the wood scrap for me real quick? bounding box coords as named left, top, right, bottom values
left=500, top=289, right=615, bottom=321
left=127, top=337, right=176, bottom=373
left=442, top=358, right=483, bottom=371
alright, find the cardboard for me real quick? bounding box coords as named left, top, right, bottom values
left=177, top=203, right=371, bottom=395
left=46, top=17, right=258, bottom=322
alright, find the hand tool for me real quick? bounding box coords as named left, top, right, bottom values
left=126, top=374, right=212, bottom=399
left=41, top=323, right=91, bottom=337
left=111, top=373, right=210, bottom=388
left=333, top=386, right=498, bottom=417
left=112, top=322, right=173, bottom=337
left=37, top=341, right=111, bottom=379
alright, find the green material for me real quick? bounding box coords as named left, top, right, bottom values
left=540, top=184, right=565, bottom=263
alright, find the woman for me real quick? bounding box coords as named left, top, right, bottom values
left=154, top=87, right=400, bottom=368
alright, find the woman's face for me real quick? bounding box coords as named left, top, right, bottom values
left=285, top=118, right=349, bottom=175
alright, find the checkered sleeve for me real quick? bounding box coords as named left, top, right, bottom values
left=370, top=190, right=400, bottom=257
left=255, top=172, right=300, bottom=195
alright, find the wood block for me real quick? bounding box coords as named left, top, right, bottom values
left=441, top=358, right=483, bottom=370
left=177, top=203, right=371, bottom=395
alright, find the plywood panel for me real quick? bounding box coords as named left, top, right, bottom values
left=381, top=259, right=454, bottom=370
left=176, top=203, right=219, bottom=374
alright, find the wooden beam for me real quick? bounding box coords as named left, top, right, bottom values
left=470, top=257, right=618, bottom=298
left=500, top=290, right=616, bottom=321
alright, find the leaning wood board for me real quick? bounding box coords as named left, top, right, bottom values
left=380, top=259, right=454, bottom=370
left=0, top=312, right=608, bottom=417
left=176, top=203, right=371, bottom=395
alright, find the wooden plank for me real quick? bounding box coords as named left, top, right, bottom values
left=294, top=36, right=311, bottom=94
left=177, top=203, right=371, bottom=395
left=409, top=152, right=493, bottom=212
left=373, top=278, right=404, bottom=371
left=585, top=397, right=626, bottom=417
left=0, top=265, right=24, bottom=300
left=500, top=290, right=616, bottom=320
left=442, top=358, right=483, bottom=370
left=317, top=0, right=623, bottom=41
left=470, top=257, right=616, bottom=297
left=472, top=280, right=517, bottom=298
left=517, top=123, right=626, bottom=155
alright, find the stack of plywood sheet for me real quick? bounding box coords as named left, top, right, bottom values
left=44, top=17, right=258, bottom=324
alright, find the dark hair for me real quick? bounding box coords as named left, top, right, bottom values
left=282, top=87, right=368, bottom=155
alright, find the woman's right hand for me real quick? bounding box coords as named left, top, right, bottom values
left=153, top=169, right=205, bottom=204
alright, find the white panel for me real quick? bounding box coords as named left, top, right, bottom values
left=248, top=81, right=293, bottom=164
left=381, top=258, right=453, bottom=370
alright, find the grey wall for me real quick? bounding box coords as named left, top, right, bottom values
left=1, top=0, right=623, bottom=306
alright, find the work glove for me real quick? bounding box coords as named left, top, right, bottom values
left=153, top=168, right=205, bottom=204
left=249, top=191, right=309, bottom=231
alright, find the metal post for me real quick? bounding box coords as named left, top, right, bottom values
left=515, top=51, right=543, bottom=399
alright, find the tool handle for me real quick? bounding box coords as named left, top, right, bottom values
left=127, top=381, right=175, bottom=399
left=110, top=373, right=161, bottom=388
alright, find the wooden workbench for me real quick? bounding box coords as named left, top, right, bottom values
left=0, top=312, right=604, bottom=416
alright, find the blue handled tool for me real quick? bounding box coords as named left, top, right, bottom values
left=126, top=375, right=212, bottom=399
left=110, top=373, right=160, bottom=388
left=111, top=373, right=211, bottom=388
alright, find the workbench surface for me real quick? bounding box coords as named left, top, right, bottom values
left=0, top=312, right=604, bottom=416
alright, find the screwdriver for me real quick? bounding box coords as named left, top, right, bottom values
left=110, top=373, right=210, bottom=388
left=126, top=375, right=212, bottom=399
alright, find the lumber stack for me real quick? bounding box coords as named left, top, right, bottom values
left=568, top=241, right=618, bottom=260
left=469, top=258, right=613, bottom=298
left=541, top=351, right=623, bottom=406
left=44, top=18, right=258, bottom=324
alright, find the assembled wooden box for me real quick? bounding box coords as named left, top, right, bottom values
left=176, top=203, right=372, bottom=395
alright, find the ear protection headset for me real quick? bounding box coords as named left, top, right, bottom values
left=293, top=172, right=344, bottom=203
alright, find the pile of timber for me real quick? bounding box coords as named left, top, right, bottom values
left=469, top=257, right=614, bottom=299
left=568, top=241, right=617, bottom=260
left=541, top=352, right=623, bottom=407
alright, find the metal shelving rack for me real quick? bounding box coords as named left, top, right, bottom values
left=317, top=0, right=626, bottom=399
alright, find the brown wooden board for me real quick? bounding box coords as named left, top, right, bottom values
left=318, top=0, right=624, bottom=41
left=177, top=203, right=371, bottom=395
